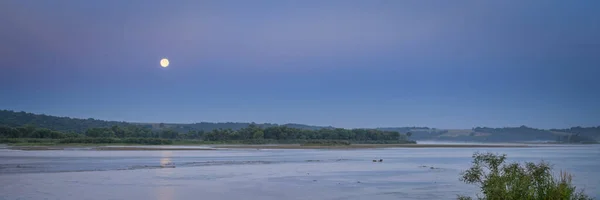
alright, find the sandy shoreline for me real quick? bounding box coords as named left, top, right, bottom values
left=6, top=143, right=534, bottom=151
left=217, top=143, right=531, bottom=149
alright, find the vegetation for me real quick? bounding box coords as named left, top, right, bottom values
left=411, top=126, right=600, bottom=143
left=0, top=138, right=57, bottom=144
left=0, top=124, right=413, bottom=145
left=0, top=110, right=329, bottom=133
left=377, top=127, right=443, bottom=141
left=471, top=126, right=556, bottom=142
left=301, top=140, right=351, bottom=146
left=201, top=124, right=406, bottom=141
left=0, top=111, right=414, bottom=145
left=0, top=110, right=130, bottom=133
left=552, top=126, right=600, bottom=142
left=471, top=126, right=597, bottom=144
left=457, top=152, right=593, bottom=200
left=58, top=138, right=172, bottom=145
left=556, top=134, right=599, bottom=144
left=11, top=122, right=408, bottom=143
left=2, top=110, right=598, bottom=144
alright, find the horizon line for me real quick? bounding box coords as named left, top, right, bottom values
left=2, top=109, right=598, bottom=130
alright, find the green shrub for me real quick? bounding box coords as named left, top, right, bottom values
left=0, top=138, right=22, bottom=143
left=458, top=152, right=593, bottom=200
left=0, top=138, right=58, bottom=144
left=25, top=139, right=58, bottom=143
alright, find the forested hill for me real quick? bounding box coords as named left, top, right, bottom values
left=395, top=126, right=599, bottom=143
left=551, top=126, right=600, bottom=141
left=0, top=110, right=130, bottom=133
left=0, top=110, right=330, bottom=133
left=1, top=110, right=598, bottom=143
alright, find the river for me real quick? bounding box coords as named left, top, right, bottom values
left=1, top=145, right=598, bottom=200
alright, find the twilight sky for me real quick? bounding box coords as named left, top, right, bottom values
left=1, top=0, right=599, bottom=129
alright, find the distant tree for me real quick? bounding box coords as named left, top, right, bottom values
left=159, top=129, right=178, bottom=139
left=86, top=128, right=114, bottom=138
left=252, top=130, right=264, bottom=139
left=111, top=125, right=125, bottom=138
left=182, top=130, right=199, bottom=139
left=0, top=126, right=18, bottom=138
left=406, top=132, right=412, bottom=137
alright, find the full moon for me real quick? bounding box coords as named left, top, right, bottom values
left=160, top=58, right=169, bottom=68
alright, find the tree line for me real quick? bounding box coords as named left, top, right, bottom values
left=0, top=110, right=329, bottom=134
left=0, top=123, right=411, bottom=144
left=472, top=126, right=598, bottom=143
left=201, top=124, right=407, bottom=141
left=551, top=126, right=600, bottom=141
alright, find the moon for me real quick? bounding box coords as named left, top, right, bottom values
left=160, top=58, right=169, bottom=68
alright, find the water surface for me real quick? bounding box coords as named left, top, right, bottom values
left=1, top=145, right=598, bottom=200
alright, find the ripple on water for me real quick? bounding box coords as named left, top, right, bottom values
left=0, top=145, right=598, bottom=200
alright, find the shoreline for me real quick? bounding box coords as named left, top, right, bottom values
left=216, top=143, right=532, bottom=149
left=5, top=143, right=535, bottom=151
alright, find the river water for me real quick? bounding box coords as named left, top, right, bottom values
left=1, top=145, right=598, bottom=200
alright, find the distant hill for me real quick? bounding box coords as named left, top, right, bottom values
left=0, top=110, right=329, bottom=133
left=138, top=122, right=332, bottom=133
left=0, top=110, right=130, bottom=133
left=282, top=123, right=335, bottom=130
left=376, top=127, right=445, bottom=141
left=1, top=110, right=598, bottom=143
left=380, top=126, right=599, bottom=143
left=551, top=126, right=600, bottom=141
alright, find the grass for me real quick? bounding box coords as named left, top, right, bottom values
left=300, top=140, right=351, bottom=146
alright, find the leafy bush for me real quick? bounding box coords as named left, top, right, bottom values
left=25, top=139, right=58, bottom=143
left=0, top=138, right=58, bottom=144
left=458, top=152, right=593, bottom=200
left=0, top=138, right=22, bottom=143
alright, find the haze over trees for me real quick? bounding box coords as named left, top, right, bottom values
left=393, top=126, right=598, bottom=144
left=0, top=110, right=412, bottom=145
left=0, top=110, right=598, bottom=144
left=0, top=110, right=329, bottom=133
left=0, top=124, right=409, bottom=143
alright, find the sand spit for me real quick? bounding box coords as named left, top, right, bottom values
left=8, top=143, right=533, bottom=151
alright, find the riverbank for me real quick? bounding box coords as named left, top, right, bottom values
left=5, top=143, right=534, bottom=151
left=217, top=143, right=531, bottom=149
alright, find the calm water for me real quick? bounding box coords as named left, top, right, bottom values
left=1, top=145, right=599, bottom=200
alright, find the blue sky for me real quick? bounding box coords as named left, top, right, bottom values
left=1, top=0, right=599, bottom=129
